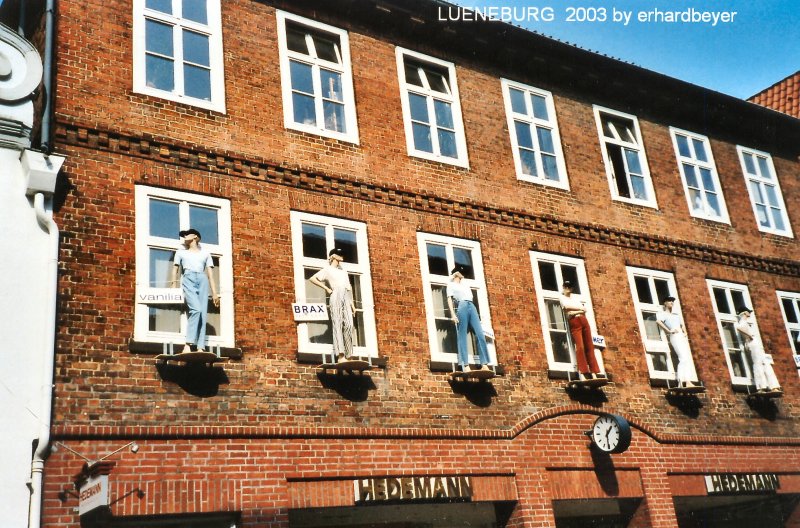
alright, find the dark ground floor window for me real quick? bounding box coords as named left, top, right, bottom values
left=552, top=498, right=643, bottom=528
left=289, top=502, right=513, bottom=528
left=674, top=494, right=800, bottom=528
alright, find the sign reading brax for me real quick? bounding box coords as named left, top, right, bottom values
left=354, top=476, right=472, bottom=502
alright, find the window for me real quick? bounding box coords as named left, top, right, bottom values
left=276, top=11, right=359, bottom=143
left=736, top=146, right=793, bottom=237
left=593, top=106, right=656, bottom=207
left=290, top=212, right=377, bottom=358
left=530, top=252, right=604, bottom=373
left=669, top=128, right=729, bottom=222
left=396, top=48, right=469, bottom=167
left=132, top=0, right=226, bottom=112
left=626, top=267, right=698, bottom=381
left=501, top=79, right=568, bottom=189
left=134, top=186, right=234, bottom=347
left=777, top=290, right=800, bottom=371
left=417, top=233, right=496, bottom=365
left=707, top=280, right=759, bottom=385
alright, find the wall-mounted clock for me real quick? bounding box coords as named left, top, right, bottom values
left=589, top=414, right=632, bottom=454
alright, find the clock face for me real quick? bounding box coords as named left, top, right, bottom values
left=591, top=414, right=631, bottom=453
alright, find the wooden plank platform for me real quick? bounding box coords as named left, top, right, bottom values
left=317, top=359, right=372, bottom=374
left=665, top=384, right=706, bottom=396
left=746, top=389, right=784, bottom=400
left=566, top=376, right=608, bottom=389
left=155, top=351, right=224, bottom=364
left=450, top=369, right=495, bottom=381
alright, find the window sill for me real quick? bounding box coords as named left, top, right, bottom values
left=128, top=339, right=242, bottom=360
left=547, top=369, right=612, bottom=382
left=430, top=361, right=505, bottom=376
left=296, top=352, right=386, bottom=368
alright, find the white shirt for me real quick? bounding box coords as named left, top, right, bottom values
left=735, top=318, right=762, bottom=348
left=312, top=264, right=351, bottom=291
left=657, top=310, right=683, bottom=332
left=174, top=249, right=214, bottom=273
left=447, top=281, right=473, bottom=303
left=559, top=294, right=584, bottom=312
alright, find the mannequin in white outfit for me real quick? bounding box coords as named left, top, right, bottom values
left=656, top=296, right=698, bottom=388
left=735, top=306, right=781, bottom=393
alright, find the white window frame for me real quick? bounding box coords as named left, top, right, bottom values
left=132, top=0, right=226, bottom=112
left=276, top=10, right=359, bottom=143
left=396, top=48, right=469, bottom=168
left=530, top=252, right=605, bottom=374
left=417, top=233, right=496, bottom=365
left=707, top=279, right=760, bottom=386
left=593, top=105, right=657, bottom=208
left=501, top=78, right=569, bottom=189
left=290, top=212, right=378, bottom=358
left=134, top=186, right=234, bottom=347
left=776, top=290, right=800, bottom=375
left=669, top=127, right=730, bottom=223
left=736, top=146, right=793, bottom=237
left=626, top=267, right=698, bottom=382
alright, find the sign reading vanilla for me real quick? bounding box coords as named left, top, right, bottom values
left=704, top=473, right=780, bottom=494
left=354, top=476, right=472, bottom=503
left=136, top=287, right=184, bottom=304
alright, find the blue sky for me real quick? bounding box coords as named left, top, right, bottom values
left=448, top=0, right=799, bottom=99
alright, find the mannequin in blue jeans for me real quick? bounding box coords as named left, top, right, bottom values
left=171, top=229, right=220, bottom=353
left=446, top=265, right=491, bottom=372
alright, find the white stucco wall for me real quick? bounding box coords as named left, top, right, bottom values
left=0, top=147, right=52, bottom=526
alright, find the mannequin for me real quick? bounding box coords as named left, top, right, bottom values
left=656, top=296, right=698, bottom=388
left=559, top=280, right=600, bottom=380
left=735, top=306, right=781, bottom=393
left=446, top=265, right=491, bottom=372
left=310, top=248, right=356, bottom=363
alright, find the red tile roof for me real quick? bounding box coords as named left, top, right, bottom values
left=749, top=71, right=800, bottom=118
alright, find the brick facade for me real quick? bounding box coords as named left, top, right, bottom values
left=30, top=0, right=800, bottom=526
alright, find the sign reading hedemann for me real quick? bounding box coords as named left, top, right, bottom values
left=704, top=473, right=780, bottom=494
left=354, top=476, right=472, bottom=502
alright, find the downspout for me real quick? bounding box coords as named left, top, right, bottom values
left=40, top=0, right=56, bottom=153
left=28, top=193, right=59, bottom=528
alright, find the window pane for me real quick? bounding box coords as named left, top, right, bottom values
left=149, top=248, right=176, bottom=287
left=765, top=185, right=781, bottom=207
left=301, top=223, right=327, bottom=259
left=643, top=311, right=661, bottom=340
left=431, top=283, right=449, bottom=318
left=424, top=67, right=448, bottom=93
left=304, top=269, right=331, bottom=344
left=514, top=121, right=533, bottom=150
left=634, top=275, right=652, bottom=304
left=772, top=209, right=786, bottom=231
left=189, top=205, right=218, bottom=245
left=742, top=153, right=756, bottom=175
left=320, top=70, right=343, bottom=101
left=624, top=148, right=642, bottom=175
left=333, top=228, right=358, bottom=263
left=146, top=54, right=175, bottom=92
left=561, top=265, right=580, bottom=294
left=531, top=94, right=548, bottom=120
left=536, top=127, right=555, bottom=154
left=538, top=261, right=558, bottom=292
left=438, top=129, right=458, bottom=158
left=312, top=34, right=339, bottom=63
left=675, top=134, right=691, bottom=158
left=692, top=138, right=708, bottom=162
left=289, top=60, right=314, bottom=94
left=509, top=88, right=526, bottom=114
left=782, top=298, right=798, bottom=324
left=706, top=193, right=721, bottom=216
left=520, top=149, right=537, bottom=177
left=631, top=175, right=647, bottom=201
left=713, top=288, right=730, bottom=314
left=546, top=299, right=571, bottom=363
left=608, top=145, right=630, bottom=198
left=699, top=168, right=715, bottom=191
left=149, top=199, right=179, bottom=238
left=286, top=27, right=309, bottom=54
left=453, top=247, right=474, bottom=279
left=756, top=204, right=770, bottom=227
left=146, top=0, right=172, bottom=14
left=654, top=280, right=670, bottom=305
left=291, top=93, right=316, bottom=125
left=183, top=30, right=210, bottom=66
left=408, top=93, right=429, bottom=123
left=412, top=123, right=433, bottom=153
left=651, top=351, right=669, bottom=372
left=182, top=0, right=208, bottom=23
left=323, top=101, right=346, bottom=133
left=184, top=64, right=211, bottom=100
left=404, top=62, right=422, bottom=86
left=149, top=305, right=181, bottom=332
left=350, top=274, right=366, bottom=347
left=541, top=154, right=559, bottom=181
left=683, top=164, right=699, bottom=188
left=731, top=291, right=746, bottom=312
left=757, top=156, right=771, bottom=179
left=433, top=100, right=454, bottom=129
left=426, top=243, right=448, bottom=276
left=146, top=19, right=174, bottom=56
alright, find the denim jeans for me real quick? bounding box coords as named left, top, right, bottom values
left=182, top=271, right=209, bottom=349
left=456, top=300, right=490, bottom=368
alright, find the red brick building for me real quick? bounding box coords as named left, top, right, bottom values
left=6, top=0, right=800, bottom=526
